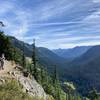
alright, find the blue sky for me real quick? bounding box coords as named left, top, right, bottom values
left=0, top=0, right=100, bottom=49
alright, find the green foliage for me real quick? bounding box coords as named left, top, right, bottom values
left=0, top=21, right=5, bottom=27
left=0, top=80, right=43, bottom=100
left=12, top=47, right=23, bottom=64
left=0, top=31, right=13, bottom=60
left=0, top=22, right=91, bottom=100
left=26, top=61, right=66, bottom=100
left=52, top=66, right=58, bottom=85
left=0, top=32, right=23, bottom=64
left=21, top=42, right=27, bottom=68
left=31, top=39, right=39, bottom=81
left=88, top=88, right=100, bottom=100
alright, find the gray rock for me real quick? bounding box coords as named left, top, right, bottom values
left=17, top=75, right=47, bottom=100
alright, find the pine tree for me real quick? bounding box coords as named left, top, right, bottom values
left=0, top=21, right=5, bottom=32
left=0, top=21, right=14, bottom=60
left=0, top=21, right=5, bottom=28
left=52, top=65, right=61, bottom=100
left=89, top=88, right=98, bottom=100
left=0, top=32, right=13, bottom=60
left=57, top=88, right=61, bottom=100
left=32, top=39, right=38, bottom=80
left=53, top=65, right=58, bottom=85
left=22, top=42, right=26, bottom=68
left=45, top=67, right=49, bottom=84
left=40, top=67, right=45, bottom=84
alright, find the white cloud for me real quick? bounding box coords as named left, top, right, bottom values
left=29, top=0, right=75, bottom=22
left=0, top=2, right=31, bottom=39
left=83, top=9, right=100, bottom=22
left=0, top=1, right=14, bottom=15
left=43, top=35, right=100, bottom=43
left=59, top=41, right=100, bottom=49
left=93, top=0, right=100, bottom=3
left=1, top=0, right=100, bottom=49
left=34, top=34, right=100, bottom=49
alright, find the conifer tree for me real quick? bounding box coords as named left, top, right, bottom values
left=45, top=67, right=49, bottom=84
left=13, top=47, right=16, bottom=61
left=40, top=67, right=45, bottom=84
left=89, top=88, right=98, bottom=100
left=0, top=21, right=5, bottom=32
left=32, top=39, right=38, bottom=80
left=22, top=42, right=26, bottom=68
left=0, top=21, right=5, bottom=28
left=52, top=65, right=61, bottom=100
left=53, top=65, right=58, bottom=85
left=57, top=88, right=61, bottom=100
left=0, top=22, right=13, bottom=60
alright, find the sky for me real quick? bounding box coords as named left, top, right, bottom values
left=0, top=0, right=100, bottom=49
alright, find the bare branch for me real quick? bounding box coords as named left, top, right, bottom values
left=0, top=21, right=5, bottom=27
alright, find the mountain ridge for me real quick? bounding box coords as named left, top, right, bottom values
left=9, top=36, right=67, bottom=71
left=53, top=46, right=92, bottom=60
left=61, top=45, right=100, bottom=95
left=8, top=35, right=100, bottom=96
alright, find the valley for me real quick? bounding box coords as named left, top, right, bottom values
left=9, top=36, right=100, bottom=96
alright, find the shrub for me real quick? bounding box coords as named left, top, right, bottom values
left=0, top=80, right=42, bottom=100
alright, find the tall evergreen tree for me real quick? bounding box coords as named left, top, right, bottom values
left=32, top=39, right=38, bottom=80
left=53, top=65, right=58, bottom=85
left=22, top=42, right=26, bottom=68
left=0, top=22, right=13, bottom=60
left=89, top=88, right=98, bottom=100
left=0, top=21, right=5, bottom=28
left=52, top=65, right=61, bottom=100
left=40, top=67, right=45, bottom=84
left=0, top=21, right=5, bottom=32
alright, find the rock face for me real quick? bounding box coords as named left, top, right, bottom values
left=8, top=69, right=48, bottom=100
left=18, top=75, right=47, bottom=99
left=0, top=61, right=48, bottom=100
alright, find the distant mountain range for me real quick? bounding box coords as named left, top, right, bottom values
left=9, top=36, right=100, bottom=96
left=53, top=46, right=91, bottom=60
left=61, top=45, right=100, bottom=95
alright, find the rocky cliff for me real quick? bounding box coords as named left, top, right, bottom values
left=0, top=60, right=53, bottom=100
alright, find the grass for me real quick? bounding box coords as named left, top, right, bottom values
left=0, top=79, right=43, bottom=100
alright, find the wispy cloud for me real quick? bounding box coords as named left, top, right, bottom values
left=93, top=0, right=100, bottom=3
left=58, top=41, right=100, bottom=49
left=0, top=0, right=100, bottom=48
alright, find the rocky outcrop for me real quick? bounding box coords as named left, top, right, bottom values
left=19, top=76, right=47, bottom=99
left=7, top=69, right=48, bottom=100
left=0, top=61, right=51, bottom=100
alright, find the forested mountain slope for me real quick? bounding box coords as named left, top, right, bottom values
left=61, top=45, right=100, bottom=95
left=53, top=46, right=91, bottom=60
left=9, top=36, right=67, bottom=71
left=8, top=36, right=100, bottom=97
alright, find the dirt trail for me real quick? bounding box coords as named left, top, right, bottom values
left=0, top=60, right=16, bottom=77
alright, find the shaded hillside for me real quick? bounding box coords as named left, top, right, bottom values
left=9, top=36, right=33, bottom=57
left=53, top=46, right=91, bottom=60
left=71, top=45, right=100, bottom=65
left=9, top=36, right=67, bottom=71
left=9, top=36, right=100, bottom=96
left=61, top=45, right=100, bottom=95
left=37, top=47, right=67, bottom=70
